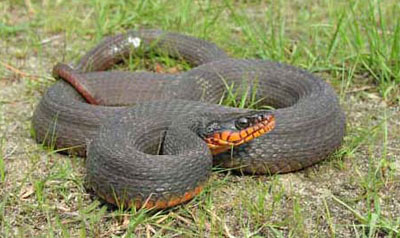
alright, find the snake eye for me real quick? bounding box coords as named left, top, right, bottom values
left=235, top=117, right=250, bottom=129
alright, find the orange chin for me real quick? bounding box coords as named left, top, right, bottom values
left=204, top=115, right=275, bottom=155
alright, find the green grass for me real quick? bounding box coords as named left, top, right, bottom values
left=0, top=0, right=399, bottom=237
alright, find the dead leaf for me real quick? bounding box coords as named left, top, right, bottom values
left=154, top=63, right=165, bottom=73
left=20, top=185, right=34, bottom=200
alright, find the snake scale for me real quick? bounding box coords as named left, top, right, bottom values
left=32, top=29, right=346, bottom=209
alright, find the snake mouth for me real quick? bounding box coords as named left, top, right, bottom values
left=202, top=112, right=275, bottom=155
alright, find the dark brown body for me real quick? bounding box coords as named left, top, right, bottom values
left=32, top=30, right=345, bottom=209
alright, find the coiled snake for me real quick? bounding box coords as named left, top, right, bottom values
left=32, top=30, right=346, bottom=209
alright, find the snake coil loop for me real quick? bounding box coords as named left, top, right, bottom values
left=32, top=29, right=345, bottom=209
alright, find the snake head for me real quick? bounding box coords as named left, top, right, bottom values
left=199, top=112, right=275, bottom=155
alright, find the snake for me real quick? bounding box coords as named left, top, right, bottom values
left=32, top=29, right=346, bottom=209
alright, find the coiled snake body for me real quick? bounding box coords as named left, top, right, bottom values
left=32, top=30, right=345, bottom=209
